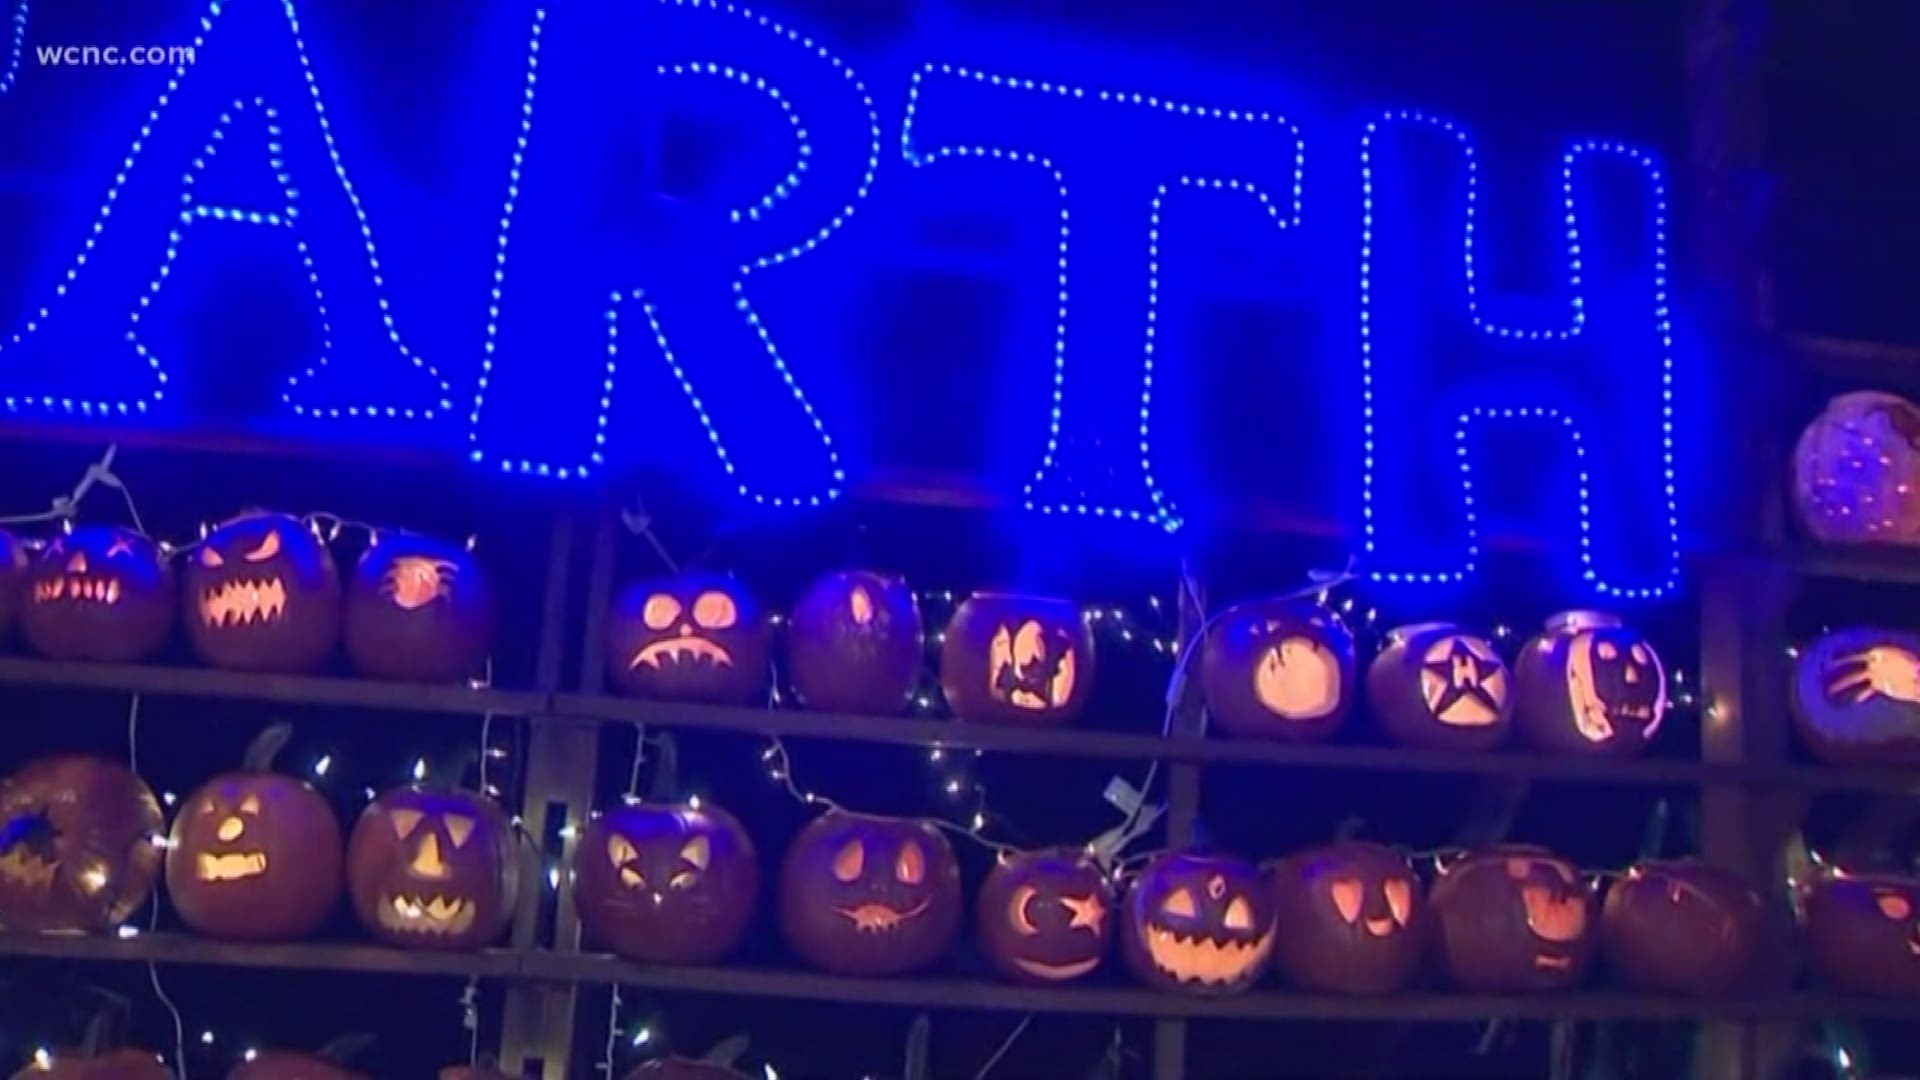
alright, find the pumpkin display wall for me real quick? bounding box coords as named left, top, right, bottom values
left=20, top=527, right=174, bottom=663
left=1368, top=623, right=1512, bottom=750
left=1514, top=611, right=1669, bottom=756
left=787, top=570, right=924, bottom=715
left=1803, top=869, right=1920, bottom=998
left=344, top=532, right=495, bottom=683
left=0, top=755, right=163, bottom=933
left=1121, top=850, right=1274, bottom=995
left=1200, top=599, right=1354, bottom=742
left=940, top=594, right=1093, bottom=727
left=1269, top=842, right=1425, bottom=995
left=346, top=786, right=519, bottom=951
left=977, top=848, right=1112, bottom=984
left=1790, top=627, right=1920, bottom=765
left=184, top=512, right=341, bottom=673
left=0, top=526, right=27, bottom=642
left=606, top=574, right=771, bottom=704
left=779, top=812, right=960, bottom=976
left=165, top=726, right=343, bottom=942
left=574, top=800, right=759, bottom=965
left=1793, top=390, right=1920, bottom=546
left=1429, top=846, right=1595, bottom=991
left=1600, top=860, right=1761, bottom=995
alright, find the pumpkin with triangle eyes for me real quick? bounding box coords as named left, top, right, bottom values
left=606, top=574, right=771, bottom=704
left=779, top=812, right=960, bottom=976
left=1200, top=599, right=1355, bottom=742
left=1121, top=850, right=1275, bottom=995
left=0, top=755, right=164, bottom=934
left=940, top=594, right=1094, bottom=727
left=1368, top=623, right=1512, bottom=750
left=20, top=527, right=174, bottom=663
left=1429, top=846, right=1595, bottom=991
left=1601, top=860, right=1762, bottom=995
left=344, top=532, right=496, bottom=683
left=574, top=800, right=759, bottom=965
left=346, top=786, right=519, bottom=951
left=978, top=848, right=1113, bottom=984
left=788, top=571, right=924, bottom=715
left=1270, top=842, right=1425, bottom=994
left=185, top=512, right=340, bottom=673
left=1803, top=868, right=1920, bottom=998
left=1514, top=611, right=1669, bottom=756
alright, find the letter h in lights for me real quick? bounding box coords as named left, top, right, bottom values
left=1358, top=112, right=1680, bottom=599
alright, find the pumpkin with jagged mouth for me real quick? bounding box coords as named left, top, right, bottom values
left=779, top=813, right=960, bottom=976
left=346, top=787, right=518, bottom=951
left=185, top=512, right=340, bottom=674
left=20, top=527, right=175, bottom=663
left=1122, top=851, right=1275, bottom=995
left=1430, top=846, right=1595, bottom=991
left=606, top=575, right=771, bottom=704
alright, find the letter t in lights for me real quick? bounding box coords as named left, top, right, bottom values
left=901, top=65, right=1304, bottom=530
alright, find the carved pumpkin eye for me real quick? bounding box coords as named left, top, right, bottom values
left=1630, top=643, right=1650, bottom=664
left=849, top=586, right=874, bottom=626
left=244, top=529, right=282, bottom=562
left=680, top=834, right=711, bottom=872
left=1384, top=879, right=1412, bottom=926
left=105, top=536, right=134, bottom=559
left=642, top=594, right=681, bottom=631
left=200, top=547, right=225, bottom=569
left=237, top=794, right=262, bottom=816
left=444, top=814, right=476, bottom=849
left=1877, top=891, right=1913, bottom=921
left=607, top=834, right=638, bottom=869
left=621, top=865, right=647, bottom=888
left=832, top=840, right=864, bottom=882
left=1160, top=887, right=1198, bottom=920
left=1597, top=641, right=1619, bottom=661
left=1506, top=858, right=1533, bottom=881
left=65, top=551, right=88, bottom=574
left=1330, top=878, right=1363, bottom=923
left=692, top=591, right=737, bottom=630
left=389, top=809, right=424, bottom=839
left=896, top=841, right=926, bottom=885
left=1223, top=896, right=1255, bottom=931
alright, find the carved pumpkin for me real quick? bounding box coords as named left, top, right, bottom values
left=1269, top=842, right=1425, bottom=994
left=574, top=800, right=758, bottom=965
left=788, top=571, right=924, bottom=715
left=184, top=512, right=340, bottom=673
left=0, top=527, right=27, bottom=642
left=346, top=786, right=519, bottom=951
left=20, top=527, right=174, bottom=663
left=1368, top=623, right=1512, bottom=750
left=1790, top=627, right=1920, bottom=765
left=165, top=726, right=342, bottom=941
left=10, top=1050, right=170, bottom=1080
left=1429, top=846, right=1595, bottom=991
left=1121, top=850, right=1274, bottom=995
left=977, top=848, right=1113, bottom=984
left=940, top=594, right=1094, bottom=727
left=779, top=812, right=960, bottom=976
left=1601, top=860, right=1761, bottom=995
left=227, top=1054, right=367, bottom=1080
left=1200, top=599, right=1354, bottom=742
left=0, top=755, right=163, bottom=933
left=1793, top=390, right=1920, bottom=546
left=1803, top=869, right=1920, bottom=998
left=1514, top=611, right=1668, bottom=756
left=344, top=533, right=495, bottom=683
left=607, top=574, right=771, bottom=704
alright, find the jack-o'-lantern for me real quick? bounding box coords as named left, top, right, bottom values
left=1794, top=391, right=1920, bottom=546
left=0, top=527, right=27, bottom=642
left=0, top=755, right=163, bottom=933
left=165, top=725, right=343, bottom=941
left=1514, top=612, right=1668, bottom=756
left=1803, top=868, right=1920, bottom=997
left=788, top=571, right=924, bottom=715
left=185, top=512, right=340, bottom=673
left=1790, top=627, right=1920, bottom=765
left=20, top=527, right=174, bottom=663
left=1121, top=850, right=1274, bottom=995
left=575, top=800, right=759, bottom=965
left=1200, top=599, right=1354, bottom=742
left=346, top=786, right=519, bottom=951
left=940, top=594, right=1094, bottom=727
left=11, top=1049, right=170, bottom=1080
left=1270, top=842, right=1424, bottom=994
left=227, top=1053, right=368, bottom=1080
left=1429, top=846, right=1595, bottom=991
left=1601, top=860, right=1761, bottom=995
left=607, top=575, right=771, bottom=704
left=344, top=533, right=495, bottom=683
left=1368, top=623, right=1512, bottom=750
left=978, top=848, right=1113, bottom=984
left=779, top=812, right=960, bottom=976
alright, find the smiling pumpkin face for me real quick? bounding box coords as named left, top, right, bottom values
left=574, top=801, right=759, bottom=965
left=1804, top=870, right=1920, bottom=998
left=20, top=527, right=175, bottom=662
left=1121, top=851, right=1275, bottom=995
left=977, top=848, right=1113, bottom=984
left=606, top=575, right=771, bottom=704
left=1271, top=842, right=1425, bottom=994
left=346, top=787, right=518, bottom=951
left=1430, top=846, right=1595, bottom=991
left=779, top=813, right=960, bottom=976
left=1200, top=599, right=1355, bottom=742
left=185, top=513, right=340, bottom=673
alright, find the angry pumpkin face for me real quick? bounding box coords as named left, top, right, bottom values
left=574, top=801, right=759, bottom=965
left=1430, top=846, right=1595, bottom=991
left=1516, top=612, right=1669, bottom=756
left=940, top=594, right=1095, bottom=727
left=977, top=848, right=1113, bottom=984
left=0, top=755, right=164, bottom=934
left=1271, top=842, right=1425, bottom=994
left=606, top=574, right=771, bottom=704
left=1121, top=851, right=1275, bottom=995
left=779, top=813, right=961, bottom=976
left=20, top=527, right=175, bottom=662
left=184, top=512, right=340, bottom=673
left=346, top=787, right=519, bottom=951
left=1200, top=599, right=1355, bottom=742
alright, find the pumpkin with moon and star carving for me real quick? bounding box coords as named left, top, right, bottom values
left=787, top=570, right=924, bottom=715
left=1513, top=611, right=1669, bottom=756
left=940, top=594, right=1094, bottom=727
left=1200, top=598, right=1354, bottom=741
left=778, top=812, right=960, bottom=976
left=1121, top=850, right=1274, bottom=996
left=0, top=755, right=163, bottom=934
left=1790, top=626, right=1920, bottom=765
left=20, top=526, right=174, bottom=663
left=977, top=847, right=1113, bottom=985
left=344, top=532, right=496, bottom=683
left=606, top=574, right=771, bottom=705
left=574, top=800, right=759, bottom=965
left=1600, top=860, right=1761, bottom=995
left=1429, top=846, right=1595, bottom=991
left=164, top=725, right=342, bottom=942
left=346, top=786, right=519, bottom=951
left=1368, top=623, right=1512, bottom=750
left=1269, top=842, right=1425, bottom=994
left=184, top=512, right=341, bottom=673
left=1802, top=867, right=1920, bottom=998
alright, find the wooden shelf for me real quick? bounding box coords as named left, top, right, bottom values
left=1785, top=543, right=1920, bottom=586
left=0, top=930, right=519, bottom=979
left=0, top=656, right=544, bottom=716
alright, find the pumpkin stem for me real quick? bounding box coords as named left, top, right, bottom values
left=317, top=1033, right=378, bottom=1066
left=644, top=731, right=679, bottom=803
left=700, top=1035, right=749, bottom=1068
left=242, top=723, right=298, bottom=773
left=79, top=1001, right=128, bottom=1055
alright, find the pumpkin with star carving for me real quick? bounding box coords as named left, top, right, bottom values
left=978, top=848, right=1113, bottom=984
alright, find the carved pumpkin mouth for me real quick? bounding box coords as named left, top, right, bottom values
left=988, top=621, right=1077, bottom=711
left=0, top=844, right=56, bottom=890
left=196, top=851, right=268, bottom=882
left=200, top=577, right=288, bottom=628
left=1144, top=924, right=1274, bottom=986
left=1521, top=886, right=1587, bottom=943
left=630, top=636, right=733, bottom=671
left=1364, top=916, right=1398, bottom=937
left=377, top=893, right=476, bottom=935
left=1534, top=954, right=1574, bottom=971
left=33, top=575, right=122, bottom=605
left=832, top=898, right=928, bottom=933
left=1014, top=955, right=1101, bottom=981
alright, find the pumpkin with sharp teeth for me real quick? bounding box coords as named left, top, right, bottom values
left=185, top=512, right=340, bottom=673
left=606, top=574, right=771, bottom=704
left=779, top=812, right=960, bottom=976
left=0, top=755, right=163, bottom=934
left=1270, top=842, right=1426, bottom=994
left=787, top=570, right=924, bottom=715
left=1601, top=860, right=1761, bottom=995
left=1803, top=867, right=1920, bottom=998
left=1121, top=850, right=1275, bottom=995
left=1200, top=599, right=1355, bottom=742
left=20, top=527, right=174, bottom=663
left=1429, top=846, right=1595, bottom=991
left=978, top=847, right=1113, bottom=984
left=346, top=786, right=519, bottom=951
left=344, top=532, right=496, bottom=683
left=940, top=594, right=1094, bottom=727
left=1515, top=611, right=1669, bottom=756
left=574, top=800, right=759, bottom=965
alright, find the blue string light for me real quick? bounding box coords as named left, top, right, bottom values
left=659, top=61, right=809, bottom=224
left=0, top=0, right=26, bottom=95
left=1357, top=110, right=1680, bottom=600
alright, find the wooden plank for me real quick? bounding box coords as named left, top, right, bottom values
left=0, top=656, right=546, bottom=715
left=0, top=931, right=519, bottom=978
